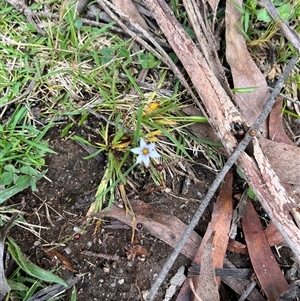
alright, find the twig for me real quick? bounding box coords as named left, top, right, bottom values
left=238, top=280, right=257, bottom=301
left=145, top=56, right=298, bottom=301
left=81, top=250, right=121, bottom=261
left=258, top=0, right=300, bottom=54
left=268, top=87, right=300, bottom=107
left=4, top=0, right=45, bottom=35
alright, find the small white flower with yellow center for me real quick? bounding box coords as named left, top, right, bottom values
left=130, top=138, right=160, bottom=168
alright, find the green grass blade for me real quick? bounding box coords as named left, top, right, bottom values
left=7, top=237, right=68, bottom=287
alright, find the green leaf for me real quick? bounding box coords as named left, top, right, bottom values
left=185, top=27, right=195, bottom=39
left=0, top=172, right=14, bottom=185
left=15, top=175, right=31, bottom=188
left=101, top=47, right=114, bottom=64
left=257, top=9, right=272, bottom=22
left=4, top=165, right=19, bottom=173
left=71, top=284, right=77, bottom=301
left=30, top=177, right=37, bottom=191
left=7, top=279, right=29, bottom=291
left=74, top=19, right=83, bottom=29
left=232, top=86, right=258, bottom=93
left=118, top=47, right=130, bottom=59
left=0, top=170, right=47, bottom=204
left=20, top=166, right=39, bottom=176
left=138, top=53, right=161, bottom=69
left=277, top=3, right=291, bottom=21
left=236, top=168, right=245, bottom=180
left=247, top=188, right=258, bottom=201
left=7, top=237, right=68, bottom=287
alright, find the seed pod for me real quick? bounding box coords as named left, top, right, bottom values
left=155, top=164, right=164, bottom=171
left=250, top=129, right=257, bottom=137
left=74, top=233, right=81, bottom=240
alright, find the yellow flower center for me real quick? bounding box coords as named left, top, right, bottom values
left=142, top=148, right=149, bottom=155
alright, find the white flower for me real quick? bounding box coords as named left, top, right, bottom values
left=130, top=138, right=160, bottom=167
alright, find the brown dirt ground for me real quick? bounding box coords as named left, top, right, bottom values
left=6, top=114, right=300, bottom=301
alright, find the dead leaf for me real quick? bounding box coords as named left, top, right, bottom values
left=175, top=280, right=193, bottom=301
left=227, top=239, right=248, bottom=254
left=269, top=97, right=295, bottom=145
left=144, top=0, right=300, bottom=263
left=194, top=232, right=220, bottom=301
left=193, top=172, right=233, bottom=283
left=125, top=244, right=148, bottom=261
left=258, top=137, right=300, bottom=185
left=111, top=0, right=148, bottom=30
left=221, top=261, right=266, bottom=301
left=225, top=0, right=269, bottom=134
left=238, top=149, right=300, bottom=262
left=242, top=198, right=289, bottom=300
left=264, top=221, right=285, bottom=246
left=228, top=222, right=285, bottom=254
left=95, top=199, right=201, bottom=260
left=190, top=172, right=232, bottom=300
left=163, top=266, right=186, bottom=301
left=43, top=247, right=75, bottom=272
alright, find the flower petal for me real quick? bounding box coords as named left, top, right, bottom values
left=148, top=142, right=157, bottom=150
left=149, top=149, right=160, bottom=158
left=135, top=154, right=143, bottom=164
left=139, top=138, right=147, bottom=148
left=142, top=155, right=150, bottom=167
left=130, top=147, right=142, bottom=154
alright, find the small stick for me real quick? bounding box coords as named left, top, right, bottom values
left=238, top=280, right=257, bottom=301
left=81, top=250, right=121, bottom=261
left=4, top=0, right=45, bottom=35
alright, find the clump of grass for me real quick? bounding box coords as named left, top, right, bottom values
left=69, top=88, right=208, bottom=213
left=0, top=105, right=55, bottom=203
left=0, top=0, right=220, bottom=214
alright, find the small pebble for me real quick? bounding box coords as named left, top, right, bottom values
left=118, top=279, right=124, bottom=285
left=64, top=247, right=72, bottom=254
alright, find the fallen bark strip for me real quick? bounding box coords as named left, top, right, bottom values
left=145, top=0, right=242, bottom=155
left=236, top=139, right=300, bottom=261
left=142, top=0, right=299, bottom=299
left=143, top=0, right=300, bottom=259
left=145, top=66, right=298, bottom=299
